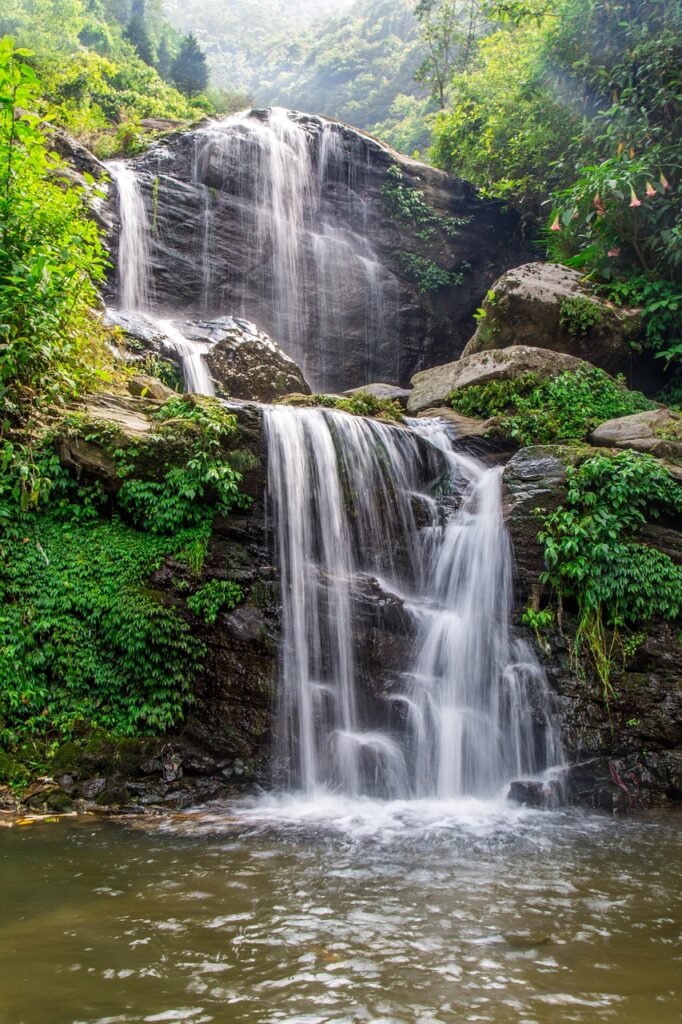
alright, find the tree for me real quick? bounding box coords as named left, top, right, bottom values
left=414, top=0, right=483, bottom=108
left=171, top=32, right=208, bottom=96
left=124, top=0, right=154, bottom=65
left=156, top=34, right=171, bottom=80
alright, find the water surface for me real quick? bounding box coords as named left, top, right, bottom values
left=1, top=799, right=679, bottom=1024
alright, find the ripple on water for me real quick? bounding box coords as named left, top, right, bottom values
left=0, top=800, right=680, bottom=1024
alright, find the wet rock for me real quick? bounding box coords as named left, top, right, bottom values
left=590, top=407, right=682, bottom=478
left=105, top=309, right=169, bottom=355
left=461, top=263, right=645, bottom=380
left=507, top=778, right=563, bottom=808
left=592, top=783, right=630, bottom=814
left=80, top=777, right=107, bottom=800
left=49, top=128, right=107, bottom=180
left=416, top=406, right=498, bottom=440
left=407, top=346, right=588, bottom=414
left=127, top=373, right=176, bottom=402
left=105, top=110, right=531, bottom=389
left=201, top=316, right=310, bottom=401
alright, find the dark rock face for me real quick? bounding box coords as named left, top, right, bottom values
left=104, top=109, right=531, bottom=390
left=503, top=444, right=682, bottom=809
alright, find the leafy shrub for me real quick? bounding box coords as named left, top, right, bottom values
left=449, top=367, right=655, bottom=444
left=187, top=580, right=245, bottom=625
left=538, top=451, right=682, bottom=697
left=559, top=296, right=605, bottom=337
left=116, top=397, right=250, bottom=533
left=0, top=39, right=109, bottom=423
left=0, top=511, right=207, bottom=740
left=393, top=250, right=464, bottom=292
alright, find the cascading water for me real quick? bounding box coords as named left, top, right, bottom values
left=265, top=406, right=563, bottom=801
left=107, top=160, right=151, bottom=311
left=106, top=161, right=215, bottom=396
left=186, top=108, right=401, bottom=389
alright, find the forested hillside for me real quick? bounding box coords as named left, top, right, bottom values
left=0, top=0, right=217, bottom=157
left=162, top=0, right=434, bottom=153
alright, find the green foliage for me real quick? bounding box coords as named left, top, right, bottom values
left=600, top=275, right=682, bottom=369
left=0, top=509, right=206, bottom=740
left=187, top=579, right=245, bottom=625
left=538, top=451, right=682, bottom=697
left=381, top=164, right=472, bottom=236
left=99, top=397, right=250, bottom=533
left=430, top=25, right=569, bottom=218
left=414, top=0, right=486, bottom=109
left=0, top=395, right=252, bottom=746
left=0, top=1, right=211, bottom=156
left=449, top=368, right=655, bottom=444
left=430, top=0, right=681, bottom=380
left=163, top=0, right=433, bottom=152
left=0, top=39, right=109, bottom=423
left=559, top=296, right=604, bottom=337
left=394, top=251, right=463, bottom=292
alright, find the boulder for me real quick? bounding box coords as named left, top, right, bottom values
left=462, top=262, right=643, bottom=377
left=344, top=383, right=412, bottom=409
left=200, top=316, right=310, bottom=402
left=407, top=345, right=587, bottom=414
left=127, top=373, right=176, bottom=402
left=590, top=408, right=682, bottom=478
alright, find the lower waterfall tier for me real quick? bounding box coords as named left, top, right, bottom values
left=265, top=405, right=564, bottom=799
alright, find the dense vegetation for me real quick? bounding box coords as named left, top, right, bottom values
left=538, top=452, right=682, bottom=699
left=162, top=0, right=434, bottom=154
left=0, top=47, right=248, bottom=779
left=449, top=368, right=655, bottom=444
left=0, top=0, right=215, bottom=157
left=430, top=0, right=681, bottom=373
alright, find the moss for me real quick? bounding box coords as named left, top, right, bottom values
left=277, top=391, right=405, bottom=423
left=46, top=791, right=74, bottom=812
left=51, top=741, right=85, bottom=774
left=95, top=785, right=133, bottom=806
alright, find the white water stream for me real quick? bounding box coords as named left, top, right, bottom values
left=265, top=406, right=564, bottom=801
left=107, top=160, right=215, bottom=395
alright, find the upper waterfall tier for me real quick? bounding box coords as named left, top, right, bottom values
left=105, top=108, right=530, bottom=392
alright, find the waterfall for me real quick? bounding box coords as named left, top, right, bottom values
left=265, top=406, right=563, bottom=800
left=107, top=160, right=152, bottom=312
left=155, top=318, right=215, bottom=397
left=107, top=162, right=214, bottom=396
left=189, top=109, right=401, bottom=389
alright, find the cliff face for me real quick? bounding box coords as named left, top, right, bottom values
left=105, top=109, right=531, bottom=391
left=504, top=446, right=682, bottom=810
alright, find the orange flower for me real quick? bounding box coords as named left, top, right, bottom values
left=629, top=188, right=641, bottom=207
left=660, top=173, right=670, bottom=190
left=645, top=181, right=656, bottom=196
